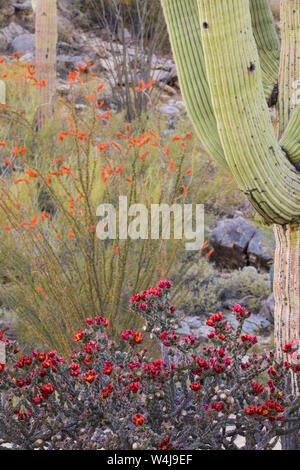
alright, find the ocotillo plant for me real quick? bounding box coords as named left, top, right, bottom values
left=162, top=0, right=300, bottom=447
left=34, top=0, right=57, bottom=126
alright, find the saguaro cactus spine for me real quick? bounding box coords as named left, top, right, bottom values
left=34, top=0, right=57, bottom=126
left=161, top=0, right=300, bottom=397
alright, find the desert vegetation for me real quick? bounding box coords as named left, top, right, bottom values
left=0, top=0, right=299, bottom=451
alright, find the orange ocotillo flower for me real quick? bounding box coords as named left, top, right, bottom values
left=25, top=169, right=38, bottom=178
left=14, top=178, right=30, bottom=185
left=136, top=80, right=155, bottom=91
left=68, top=225, right=75, bottom=238
left=206, top=248, right=215, bottom=259
left=5, top=158, right=13, bottom=169
left=37, top=287, right=47, bottom=296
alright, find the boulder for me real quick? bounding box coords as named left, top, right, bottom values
left=11, top=32, right=35, bottom=54
left=259, top=293, right=275, bottom=323
left=158, top=104, right=180, bottom=116
left=12, top=1, right=33, bottom=11
left=209, top=216, right=275, bottom=271
left=247, top=230, right=274, bottom=270
left=0, top=32, right=9, bottom=51
left=224, top=311, right=272, bottom=336
left=210, top=216, right=256, bottom=269
left=0, top=22, right=25, bottom=44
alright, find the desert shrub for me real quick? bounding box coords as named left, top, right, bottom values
left=0, top=281, right=299, bottom=450
left=218, top=267, right=271, bottom=313
left=0, top=56, right=244, bottom=354
left=80, top=0, right=169, bottom=120
left=176, top=254, right=221, bottom=316
left=175, top=261, right=271, bottom=318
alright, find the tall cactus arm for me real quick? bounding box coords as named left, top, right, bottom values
left=249, top=0, right=280, bottom=104
left=197, top=0, right=300, bottom=225
left=280, top=106, right=300, bottom=170
left=278, top=0, right=300, bottom=136
left=161, top=0, right=228, bottom=170
left=35, top=0, right=57, bottom=126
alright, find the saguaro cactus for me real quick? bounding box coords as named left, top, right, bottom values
left=162, top=0, right=300, bottom=430
left=34, top=0, right=57, bottom=126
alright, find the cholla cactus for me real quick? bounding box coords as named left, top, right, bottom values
left=34, top=0, right=57, bottom=126
left=161, top=0, right=299, bottom=378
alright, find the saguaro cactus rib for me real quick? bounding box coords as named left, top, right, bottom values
left=280, top=106, right=300, bottom=169
left=35, top=0, right=57, bottom=126
left=161, top=0, right=228, bottom=170
left=197, top=0, right=300, bottom=224
left=278, top=0, right=300, bottom=137
left=250, top=0, right=280, bottom=104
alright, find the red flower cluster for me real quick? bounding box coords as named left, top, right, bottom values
left=190, top=381, right=201, bottom=391
left=232, top=304, right=251, bottom=320
left=210, top=402, right=224, bottom=411
left=102, top=384, right=114, bottom=399
left=40, top=384, right=55, bottom=399
left=103, top=361, right=113, bottom=375
left=69, top=363, right=80, bottom=376
left=206, top=312, right=223, bottom=327
left=121, top=330, right=143, bottom=344
left=157, top=280, right=172, bottom=289
left=86, top=316, right=109, bottom=328
left=143, top=360, right=169, bottom=381
left=130, top=280, right=172, bottom=306
left=128, top=381, right=140, bottom=393
left=74, top=330, right=83, bottom=342
left=252, top=381, right=266, bottom=395
left=241, top=335, right=258, bottom=345
left=15, top=355, right=33, bottom=368
left=83, top=369, right=96, bottom=383
left=160, top=330, right=178, bottom=347
left=245, top=400, right=284, bottom=420
left=159, top=436, right=170, bottom=450
left=283, top=339, right=299, bottom=354
left=133, top=414, right=145, bottom=426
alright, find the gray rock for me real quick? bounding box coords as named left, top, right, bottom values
left=0, top=32, right=9, bottom=51
left=224, top=312, right=271, bottom=336
left=12, top=1, right=32, bottom=11
left=158, top=105, right=180, bottom=116
left=11, top=33, right=35, bottom=54
left=259, top=293, right=275, bottom=323
left=247, top=230, right=275, bottom=270
left=177, top=322, right=191, bottom=336
left=210, top=216, right=256, bottom=269
left=178, top=316, right=212, bottom=342
left=210, top=216, right=274, bottom=271
left=0, top=22, right=25, bottom=44
left=222, top=295, right=255, bottom=310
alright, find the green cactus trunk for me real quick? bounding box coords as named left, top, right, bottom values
left=162, top=0, right=300, bottom=448
left=35, top=0, right=57, bottom=127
